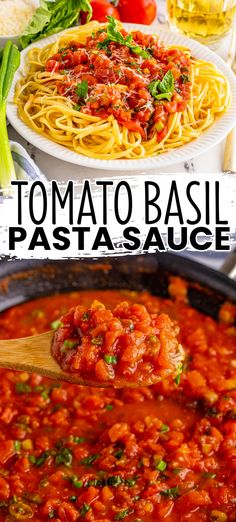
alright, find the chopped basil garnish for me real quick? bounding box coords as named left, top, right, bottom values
left=73, top=436, right=85, bottom=444
left=148, top=70, right=175, bottom=101
left=80, top=503, right=90, bottom=516
left=203, top=472, right=216, bottom=479
left=81, top=454, right=99, bottom=466
left=160, top=424, right=169, bottom=433
left=104, top=354, right=117, bottom=364
left=114, top=509, right=133, bottom=520
left=63, top=340, right=78, bottom=349
left=97, top=16, right=150, bottom=59
left=106, top=404, right=114, bottom=411
left=174, top=364, right=183, bottom=386
left=14, top=441, right=21, bottom=451
left=180, top=73, right=190, bottom=83
left=55, top=447, right=73, bottom=467
left=75, top=80, right=88, bottom=99
left=50, top=319, right=62, bottom=330
left=107, top=475, right=124, bottom=487
left=15, top=382, right=31, bottom=394
left=161, top=486, right=180, bottom=499
left=156, top=460, right=167, bottom=472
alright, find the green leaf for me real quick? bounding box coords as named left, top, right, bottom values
left=97, top=16, right=150, bottom=59
left=14, top=441, right=21, bottom=451
left=35, top=451, right=51, bottom=467
left=15, top=382, right=32, bottom=394
left=20, top=0, right=92, bottom=49
left=161, top=486, right=180, bottom=499
left=156, top=460, right=167, bottom=472
left=160, top=424, right=169, bottom=433
left=63, top=340, right=78, bottom=349
left=73, top=436, right=85, bottom=444
left=180, top=73, right=190, bottom=83
left=76, top=80, right=89, bottom=99
left=104, top=355, right=117, bottom=364
left=174, top=363, right=183, bottom=386
left=81, top=454, right=99, bottom=466
left=114, top=509, right=133, bottom=520
left=81, top=503, right=90, bottom=516
left=55, top=447, right=73, bottom=467
left=50, top=319, right=62, bottom=330
left=107, top=475, right=124, bottom=487
left=148, top=71, right=175, bottom=101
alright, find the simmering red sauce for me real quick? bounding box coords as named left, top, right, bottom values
left=52, top=300, right=183, bottom=387
left=0, top=285, right=235, bottom=522
left=46, top=23, right=191, bottom=141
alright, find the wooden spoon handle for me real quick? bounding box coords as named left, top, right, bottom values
left=0, top=331, right=60, bottom=377
left=0, top=333, right=108, bottom=386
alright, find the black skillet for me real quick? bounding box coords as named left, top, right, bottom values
left=0, top=253, right=236, bottom=319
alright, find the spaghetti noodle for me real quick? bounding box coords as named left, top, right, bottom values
left=15, top=19, right=231, bottom=160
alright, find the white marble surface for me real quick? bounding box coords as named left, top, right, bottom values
left=8, top=0, right=233, bottom=180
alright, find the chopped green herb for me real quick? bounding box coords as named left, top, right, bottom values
left=87, top=478, right=103, bottom=487
left=49, top=511, right=55, bottom=520
left=203, top=472, right=216, bottom=479
left=70, top=496, right=77, bottom=502
left=50, top=319, right=62, bottom=330
left=29, top=455, right=36, bottom=464
left=97, top=16, right=150, bottom=59
left=15, top=382, right=32, bottom=394
left=41, top=390, right=49, bottom=400
left=76, top=80, right=88, bottom=99
left=35, top=451, right=51, bottom=467
left=71, top=477, right=83, bottom=488
left=63, top=340, right=78, bottom=349
left=106, top=404, right=114, bottom=411
left=148, top=70, right=175, bottom=101
left=82, top=312, right=90, bottom=321
left=73, top=436, right=85, bottom=444
left=114, top=509, right=133, bottom=520
left=180, top=74, right=190, bottom=83
left=114, top=448, right=123, bottom=459
left=174, top=364, right=183, bottom=386
left=161, top=487, right=180, bottom=499
left=80, top=503, right=90, bottom=516
left=104, top=355, right=117, bottom=364
left=55, top=447, right=73, bottom=467
left=107, top=475, right=124, bottom=487
left=125, top=478, right=137, bottom=487
left=14, top=441, right=21, bottom=451
left=74, top=104, right=81, bottom=111
left=81, top=454, right=99, bottom=466
left=156, top=460, right=167, bottom=472
left=160, top=424, right=169, bottom=433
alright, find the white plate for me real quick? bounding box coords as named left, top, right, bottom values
left=7, top=24, right=236, bottom=171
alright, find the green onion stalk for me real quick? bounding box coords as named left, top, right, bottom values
left=0, top=41, right=20, bottom=193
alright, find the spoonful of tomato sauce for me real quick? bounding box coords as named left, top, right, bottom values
left=0, top=301, right=184, bottom=388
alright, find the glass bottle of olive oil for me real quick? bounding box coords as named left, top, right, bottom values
left=167, top=0, right=236, bottom=42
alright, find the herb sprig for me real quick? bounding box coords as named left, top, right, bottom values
left=98, top=16, right=150, bottom=59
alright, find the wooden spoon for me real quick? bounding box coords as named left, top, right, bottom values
left=0, top=332, right=109, bottom=387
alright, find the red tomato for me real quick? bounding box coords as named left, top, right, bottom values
left=82, top=0, right=120, bottom=23
left=117, top=0, right=157, bottom=25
